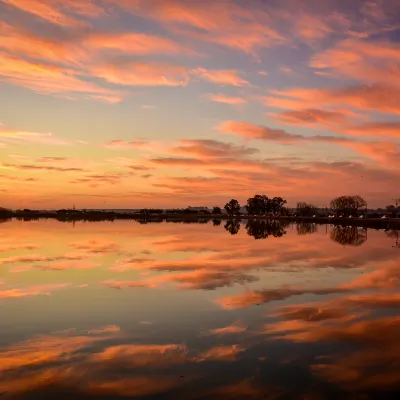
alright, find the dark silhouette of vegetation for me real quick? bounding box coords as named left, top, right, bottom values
left=296, top=202, right=317, bottom=217
left=212, top=206, right=222, bottom=214
left=246, top=195, right=287, bottom=215
left=385, top=229, right=400, bottom=248
left=212, top=219, right=221, bottom=226
left=330, top=226, right=367, bottom=246
left=224, top=219, right=241, bottom=235
left=296, top=223, right=318, bottom=235
left=245, top=220, right=288, bottom=239
left=330, top=195, right=366, bottom=217
left=224, top=199, right=241, bottom=215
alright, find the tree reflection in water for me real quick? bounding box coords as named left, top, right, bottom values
left=224, top=219, right=241, bottom=235
left=330, top=226, right=367, bottom=246
left=296, top=223, right=318, bottom=235
left=385, top=229, right=400, bottom=248
left=212, top=219, right=222, bottom=226
left=245, top=220, right=288, bottom=240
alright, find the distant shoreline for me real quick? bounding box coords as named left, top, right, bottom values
left=2, top=211, right=400, bottom=229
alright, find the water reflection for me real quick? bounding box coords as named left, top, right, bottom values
left=224, top=219, right=241, bottom=235
left=0, top=219, right=399, bottom=399
left=330, top=225, right=368, bottom=246
left=245, top=220, right=288, bottom=239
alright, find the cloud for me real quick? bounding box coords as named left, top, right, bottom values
left=0, top=243, right=39, bottom=252
left=265, top=84, right=400, bottom=115
left=91, top=344, right=187, bottom=367
left=102, top=140, right=148, bottom=149
left=116, top=0, right=284, bottom=54
left=92, top=62, right=190, bottom=87
left=103, top=270, right=259, bottom=291
left=273, top=108, right=351, bottom=126
left=208, top=322, right=247, bottom=335
left=194, top=345, right=246, bottom=362
left=310, top=39, right=400, bottom=86
left=2, top=0, right=104, bottom=27
left=0, top=283, right=68, bottom=299
left=34, top=260, right=100, bottom=271
left=85, top=32, right=190, bottom=56
left=0, top=253, right=87, bottom=265
left=170, top=139, right=259, bottom=158
left=87, top=325, right=121, bottom=335
left=69, top=239, right=119, bottom=253
left=216, top=121, right=350, bottom=144
left=206, top=94, right=248, bottom=106
left=191, top=68, right=250, bottom=86
left=0, top=162, right=85, bottom=172
left=0, top=52, right=124, bottom=103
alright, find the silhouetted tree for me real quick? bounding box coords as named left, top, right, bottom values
left=330, top=195, right=366, bottom=217
left=296, top=223, right=318, bottom=235
left=246, top=195, right=269, bottom=215
left=330, top=226, right=367, bottom=246
left=213, top=219, right=222, bottom=226
left=270, top=197, right=287, bottom=213
left=297, top=202, right=317, bottom=217
left=224, top=199, right=241, bottom=215
left=212, top=206, right=222, bottom=214
left=224, top=219, right=241, bottom=235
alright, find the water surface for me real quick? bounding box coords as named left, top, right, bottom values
left=1, top=219, right=400, bottom=399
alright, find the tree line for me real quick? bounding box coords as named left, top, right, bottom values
left=221, top=194, right=371, bottom=217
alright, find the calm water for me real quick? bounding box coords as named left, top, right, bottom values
left=1, top=219, right=400, bottom=399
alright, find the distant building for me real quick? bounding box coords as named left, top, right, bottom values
left=187, top=206, right=211, bottom=212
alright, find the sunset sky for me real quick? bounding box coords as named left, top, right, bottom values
left=0, top=0, right=399, bottom=209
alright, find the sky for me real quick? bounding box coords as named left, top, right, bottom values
left=0, top=0, right=399, bottom=209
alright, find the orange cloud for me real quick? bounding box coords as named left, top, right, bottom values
left=208, top=322, right=247, bottom=335
left=265, top=84, right=400, bottom=115
left=69, top=239, right=119, bottom=254
left=92, top=62, right=190, bottom=87
left=310, top=39, right=400, bottom=86
left=0, top=283, right=68, bottom=299
left=85, top=32, right=190, bottom=55
left=206, top=94, right=248, bottom=106
left=195, top=345, right=246, bottom=362
left=115, top=0, right=284, bottom=54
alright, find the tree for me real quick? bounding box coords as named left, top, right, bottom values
left=330, top=195, right=366, bottom=216
left=224, top=199, right=241, bottom=215
left=246, top=195, right=269, bottom=215
left=270, top=197, right=287, bottom=213
left=212, top=206, right=222, bottom=214
left=297, top=202, right=317, bottom=217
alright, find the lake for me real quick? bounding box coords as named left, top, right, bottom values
left=1, top=219, right=400, bottom=399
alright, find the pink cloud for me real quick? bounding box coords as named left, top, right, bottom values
left=264, top=84, right=400, bottom=115
left=191, top=68, right=250, bottom=86
left=92, top=62, right=190, bottom=87
left=206, top=94, right=248, bottom=106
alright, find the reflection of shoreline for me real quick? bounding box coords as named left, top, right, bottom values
left=2, top=211, right=400, bottom=229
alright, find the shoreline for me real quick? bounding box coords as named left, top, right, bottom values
left=2, top=212, right=400, bottom=229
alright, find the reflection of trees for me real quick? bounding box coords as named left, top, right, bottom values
left=224, top=219, right=241, bottom=235
left=213, top=219, right=222, bottom=226
left=245, top=220, right=287, bottom=240
left=296, top=223, right=318, bottom=235
left=385, top=230, right=400, bottom=248
left=330, top=226, right=367, bottom=246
